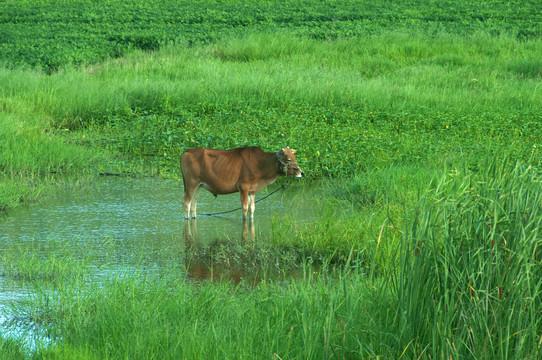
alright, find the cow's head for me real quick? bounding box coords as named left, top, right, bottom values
left=277, top=147, right=304, bottom=178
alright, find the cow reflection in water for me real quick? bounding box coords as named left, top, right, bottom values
left=183, top=218, right=255, bottom=245
left=182, top=218, right=255, bottom=283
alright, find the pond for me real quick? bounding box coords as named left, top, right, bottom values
left=0, top=176, right=314, bottom=276
left=0, top=176, right=314, bottom=345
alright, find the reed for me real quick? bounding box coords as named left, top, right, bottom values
left=395, top=155, right=542, bottom=358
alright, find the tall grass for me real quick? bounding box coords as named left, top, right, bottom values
left=0, top=110, right=102, bottom=210
left=2, top=33, right=541, bottom=129
left=270, top=163, right=437, bottom=271
left=396, top=156, right=542, bottom=358
left=4, top=32, right=538, bottom=181
left=4, top=256, right=391, bottom=359
left=208, top=32, right=542, bottom=111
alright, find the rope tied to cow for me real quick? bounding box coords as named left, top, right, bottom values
left=199, top=180, right=291, bottom=217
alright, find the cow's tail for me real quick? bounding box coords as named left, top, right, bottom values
left=180, top=151, right=187, bottom=192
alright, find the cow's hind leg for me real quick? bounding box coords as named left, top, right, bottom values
left=183, top=182, right=200, bottom=219
left=248, top=194, right=256, bottom=219
left=190, top=185, right=203, bottom=218
left=182, top=190, right=193, bottom=219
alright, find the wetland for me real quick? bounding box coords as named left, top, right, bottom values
left=1, top=176, right=315, bottom=285
left=1, top=0, right=541, bottom=358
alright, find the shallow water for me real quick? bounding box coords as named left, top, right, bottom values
left=0, top=176, right=313, bottom=345
left=0, top=176, right=311, bottom=277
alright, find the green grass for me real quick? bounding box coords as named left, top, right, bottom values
left=0, top=338, right=27, bottom=360
left=2, top=0, right=541, bottom=72
left=1, top=32, right=540, bottom=187
left=1, top=241, right=393, bottom=359
left=0, top=240, right=89, bottom=284
left=0, top=109, right=103, bottom=210
left=45, top=274, right=387, bottom=359
left=27, top=32, right=538, bottom=178
left=267, top=163, right=434, bottom=273
left=6, top=33, right=541, bottom=125
left=1, top=0, right=542, bottom=358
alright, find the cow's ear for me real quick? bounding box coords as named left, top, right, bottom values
left=283, top=146, right=295, bottom=153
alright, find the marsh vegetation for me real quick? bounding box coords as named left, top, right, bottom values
left=0, top=0, right=541, bottom=358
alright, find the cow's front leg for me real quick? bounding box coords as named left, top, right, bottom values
left=239, top=188, right=249, bottom=219
left=242, top=218, right=255, bottom=243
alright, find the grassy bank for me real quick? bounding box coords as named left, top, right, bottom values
left=0, top=109, right=102, bottom=211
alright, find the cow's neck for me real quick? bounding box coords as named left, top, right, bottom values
left=245, top=152, right=282, bottom=193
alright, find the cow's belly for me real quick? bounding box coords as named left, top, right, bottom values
left=201, top=182, right=238, bottom=195
left=201, top=176, right=279, bottom=196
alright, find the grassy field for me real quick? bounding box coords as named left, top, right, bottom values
left=2, top=0, right=541, bottom=72
left=1, top=0, right=541, bottom=358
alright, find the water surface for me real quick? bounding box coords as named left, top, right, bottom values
left=1, top=176, right=310, bottom=277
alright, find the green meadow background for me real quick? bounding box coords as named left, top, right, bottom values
left=0, top=0, right=541, bottom=358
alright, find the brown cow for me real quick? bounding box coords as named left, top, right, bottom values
left=180, top=146, right=304, bottom=219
